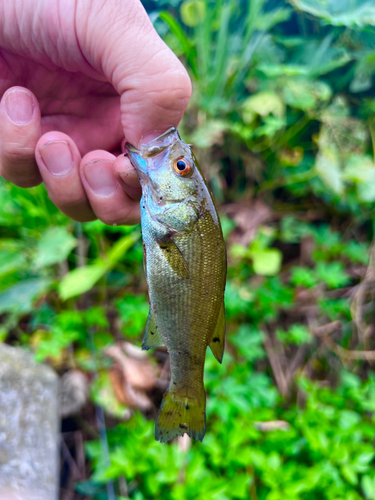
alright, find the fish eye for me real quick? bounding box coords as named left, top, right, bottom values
left=173, top=157, right=192, bottom=176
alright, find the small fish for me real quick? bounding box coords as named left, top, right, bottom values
left=125, top=128, right=227, bottom=443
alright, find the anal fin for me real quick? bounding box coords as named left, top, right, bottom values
left=209, top=302, right=225, bottom=363
left=142, top=309, right=164, bottom=350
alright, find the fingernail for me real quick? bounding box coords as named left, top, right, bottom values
left=39, top=141, right=74, bottom=176
left=83, top=160, right=118, bottom=197
left=4, top=90, right=34, bottom=124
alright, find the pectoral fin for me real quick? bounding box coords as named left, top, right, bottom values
left=159, top=239, right=189, bottom=279
left=142, top=309, right=164, bottom=350
left=209, top=302, right=226, bottom=363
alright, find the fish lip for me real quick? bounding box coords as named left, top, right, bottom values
left=125, top=127, right=180, bottom=158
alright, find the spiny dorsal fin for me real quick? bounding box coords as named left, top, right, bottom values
left=209, top=302, right=225, bottom=363
left=142, top=309, right=164, bottom=350
left=159, top=239, right=189, bottom=279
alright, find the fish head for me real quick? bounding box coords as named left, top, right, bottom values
left=125, top=128, right=200, bottom=205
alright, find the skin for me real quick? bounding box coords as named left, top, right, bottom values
left=0, top=0, right=192, bottom=225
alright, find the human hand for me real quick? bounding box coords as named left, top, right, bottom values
left=0, top=0, right=191, bottom=225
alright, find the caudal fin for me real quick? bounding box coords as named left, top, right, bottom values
left=155, top=386, right=206, bottom=443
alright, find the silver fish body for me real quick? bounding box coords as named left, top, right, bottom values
left=126, top=128, right=226, bottom=442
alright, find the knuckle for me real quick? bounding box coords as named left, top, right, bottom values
left=2, top=141, right=35, bottom=160
left=143, top=66, right=192, bottom=117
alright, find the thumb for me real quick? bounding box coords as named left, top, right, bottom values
left=78, top=0, right=192, bottom=147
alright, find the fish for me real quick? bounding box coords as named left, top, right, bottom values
left=125, top=128, right=227, bottom=443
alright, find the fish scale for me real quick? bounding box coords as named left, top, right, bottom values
left=126, top=128, right=227, bottom=443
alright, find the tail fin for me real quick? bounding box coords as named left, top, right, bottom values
left=155, top=386, right=206, bottom=443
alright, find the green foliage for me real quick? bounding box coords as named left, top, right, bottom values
left=291, top=0, right=375, bottom=27
left=33, top=226, right=77, bottom=269
left=276, top=324, right=312, bottom=345
left=80, top=371, right=375, bottom=500
left=2, top=0, right=375, bottom=498
left=232, top=226, right=283, bottom=276
left=116, top=294, right=150, bottom=337
left=59, top=232, right=140, bottom=300
left=291, top=262, right=350, bottom=289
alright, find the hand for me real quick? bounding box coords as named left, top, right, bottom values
left=0, top=0, right=191, bottom=225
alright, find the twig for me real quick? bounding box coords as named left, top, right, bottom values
left=313, top=318, right=375, bottom=361
left=75, top=431, right=86, bottom=479
left=313, top=320, right=342, bottom=337
left=323, top=336, right=375, bottom=361
left=264, top=337, right=288, bottom=396
left=285, top=343, right=310, bottom=387
left=119, top=475, right=128, bottom=498
left=60, top=437, right=82, bottom=481
left=350, top=245, right=375, bottom=347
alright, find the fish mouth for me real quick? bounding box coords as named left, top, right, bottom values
left=125, top=127, right=181, bottom=163
left=125, top=127, right=181, bottom=174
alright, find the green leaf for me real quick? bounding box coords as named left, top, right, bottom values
left=251, top=248, right=283, bottom=276
left=316, top=262, right=350, bottom=289
left=290, top=266, right=318, bottom=288
left=362, top=475, right=375, bottom=499
left=59, top=233, right=139, bottom=300
left=277, top=324, right=312, bottom=345
left=342, top=240, right=369, bottom=264
left=59, top=265, right=107, bottom=301
left=190, top=119, right=229, bottom=148
left=339, top=410, right=361, bottom=430
left=230, top=324, right=266, bottom=362
left=283, top=78, right=332, bottom=111
left=106, top=232, right=140, bottom=264
left=315, top=145, right=344, bottom=195
left=341, top=465, right=358, bottom=486
left=0, top=278, right=50, bottom=314
left=34, top=325, right=81, bottom=362
left=33, top=226, right=77, bottom=269
left=344, top=155, right=375, bottom=203
left=116, top=294, right=149, bottom=338
left=242, top=91, right=285, bottom=124
left=291, top=0, right=375, bottom=27
left=0, top=248, right=26, bottom=279
left=180, top=0, right=206, bottom=27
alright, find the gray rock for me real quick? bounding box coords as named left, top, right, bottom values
left=0, top=344, right=59, bottom=500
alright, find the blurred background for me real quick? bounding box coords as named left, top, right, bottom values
left=2, top=0, right=375, bottom=498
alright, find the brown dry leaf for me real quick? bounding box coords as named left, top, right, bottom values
left=106, top=344, right=156, bottom=411
left=224, top=200, right=272, bottom=246
left=107, top=343, right=156, bottom=390
left=110, top=366, right=128, bottom=405
left=109, top=368, right=153, bottom=411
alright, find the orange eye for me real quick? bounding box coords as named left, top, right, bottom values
left=173, top=157, right=192, bottom=176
